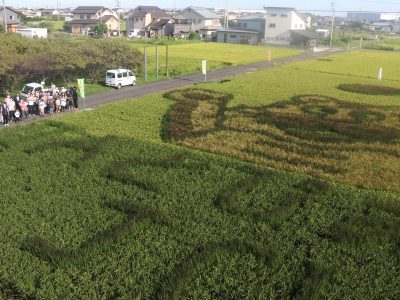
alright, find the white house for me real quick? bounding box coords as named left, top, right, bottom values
left=264, top=7, right=307, bottom=44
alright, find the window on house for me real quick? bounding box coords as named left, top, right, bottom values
left=280, top=37, right=285, bottom=41
left=198, top=19, right=201, bottom=24
left=240, top=35, right=245, bottom=39
left=281, top=14, right=288, bottom=17
left=243, top=23, right=247, bottom=29
left=294, top=24, right=297, bottom=29
left=230, top=34, right=237, bottom=38
left=270, top=14, right=277, bottom=17
left=269, top=23, right=276, bottom=28
left=141, top=18, right=143, bottom=21
left=299, top=24, right=303, bottom=28
left=9, top=16, right=13, bottom=20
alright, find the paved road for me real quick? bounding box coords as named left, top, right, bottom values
left=86, top=48, right=342, bottom=109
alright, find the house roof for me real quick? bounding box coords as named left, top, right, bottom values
left=0, top=6, right=22, bottom=15
left=237, top=14, right=265, bottom=21
left=126, top=6, right=168, bottom=18
left=101, top=15, right=118, bottom=23
left=72, top=6, right=105, bottom=14
left=265, top=7, right=295, bottom=11
left=182, top=6, right=220, bottom=19
left=147, top=18, right=173, bottom=28
left=290, top=30, right=319, bottom=39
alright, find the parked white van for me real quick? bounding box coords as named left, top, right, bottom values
left=105, top=69, right=136, bottom=89
left=20, top=83, right=47, bottom=99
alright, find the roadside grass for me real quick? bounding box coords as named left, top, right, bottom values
left=85, top=83, right=111, bottom=95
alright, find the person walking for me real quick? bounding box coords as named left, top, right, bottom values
left=2, top=101, right=9, bottom=126
left=72, top=87, right=79, bottom=110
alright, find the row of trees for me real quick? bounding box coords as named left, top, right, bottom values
left=0, top=34, right=143, bottom=95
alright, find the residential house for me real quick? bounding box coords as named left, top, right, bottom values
left=69, top=6, right=118, bottom=35
left=264, top=7, right=307, bottom=44
left=216, top=29, right=259, bottom=44
left=40, top=8, right=59, bottom=17
left=17, top=9, right=42, bottom=18
left=0, top=7, right=22, bottom=32
left=174, top=6, right=221, bottom=39
left=216, top=7, right=317, bottom=48
left=125, top=6, right=169, bottom=38
left=235, top=13, right=266, bottom=43
left=146, top=19, right=175, bottom=38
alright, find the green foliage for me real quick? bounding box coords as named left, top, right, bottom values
left=90, top=23, right=108, bottom=38
left=188, top=31, right=198, bottom=40
left=0, top=34, right=143, bottom=93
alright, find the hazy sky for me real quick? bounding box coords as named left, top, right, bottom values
left=14, top=0, right=400, bottom=13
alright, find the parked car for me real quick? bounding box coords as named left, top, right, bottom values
left=20, top=83, right=47, bottom=99
left=105, top=69, right=136, bottom=89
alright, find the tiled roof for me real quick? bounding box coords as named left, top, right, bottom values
left=187, top=6, right=220, bottom=19
left=73, top=6, right=104, bottom=14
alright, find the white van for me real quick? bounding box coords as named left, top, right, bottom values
left=105, top=69, right=136, bottom=89
left=20, top=83, right=46, bottom=99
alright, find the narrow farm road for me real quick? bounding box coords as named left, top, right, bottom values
left=86, top=48, right=343, bottom=109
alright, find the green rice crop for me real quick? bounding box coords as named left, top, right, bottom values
left=1, top=49, right=400, bottom=298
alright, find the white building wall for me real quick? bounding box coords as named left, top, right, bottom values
left=380, top=13, right=400, bottom=21
left=264, top=9, right=306, bottom=44
left=17, top=28, right=48, bottom=38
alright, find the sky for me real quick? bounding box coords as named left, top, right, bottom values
left=14, top=0, right=400, bottom=13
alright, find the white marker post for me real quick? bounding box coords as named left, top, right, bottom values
left=378, top=67, right=383, bottom=80
left=202, top=60, right=207, bottom=82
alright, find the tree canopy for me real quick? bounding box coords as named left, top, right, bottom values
left=0, top=34, right=143, bottom=95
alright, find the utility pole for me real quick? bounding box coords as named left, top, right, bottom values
left=57, top=0, right=60, bottom=21
left=116, top=0, right=121, bottom=36
left=173, top=0, right=176, bottom=18
left=329, top=0, right=336, bottom=47
left=3, top=0, right=7, bottom=33
left=224, top=0, right=228, bottom=28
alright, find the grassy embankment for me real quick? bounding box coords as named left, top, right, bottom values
left=0, top=50, right=399, bottom=299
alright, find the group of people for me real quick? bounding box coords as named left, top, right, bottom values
left=1, top=86, right=79, bottom=126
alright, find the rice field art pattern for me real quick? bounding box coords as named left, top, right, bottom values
left=163, top=88, right=400, bottom=191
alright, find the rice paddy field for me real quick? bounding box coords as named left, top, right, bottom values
left=1, top=49, right=400, bottom=299
left=127, top=41, right=300, bottom=81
